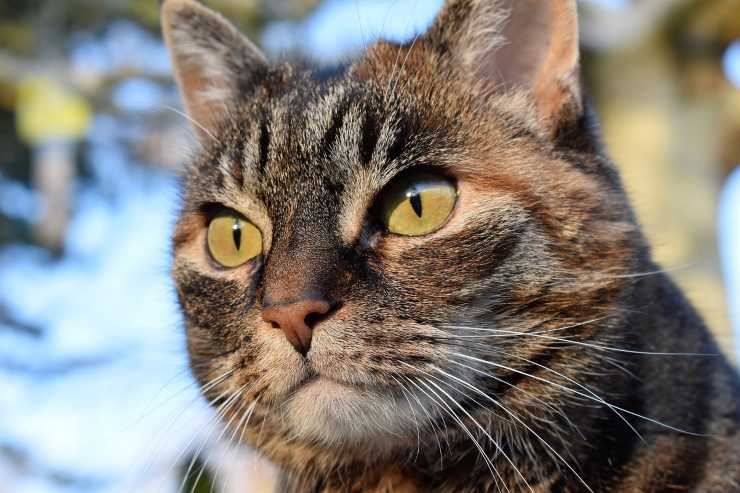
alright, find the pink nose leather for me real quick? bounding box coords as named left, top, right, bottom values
left=261, top=299, right=331, bottom=355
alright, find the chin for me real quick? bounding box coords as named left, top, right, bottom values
left=280, top=377, right=412, bottom=448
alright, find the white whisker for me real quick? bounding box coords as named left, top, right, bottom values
left=430, top=364, right=593, bottom=493
left=450, top=351, right=708, bottom=437
left=178, top=383, right=249, bottom=493
left=403, top=376, right=508, bottom=492
left=445, top=325, right=718, bottom=356
left=162, top=105, right=220, bottom=144
left=403, top=363, right=534, bottom=492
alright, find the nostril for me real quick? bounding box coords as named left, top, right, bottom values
left=304, top=311, right=323, bottom=329
left=303, top=300, right=339, bottom=328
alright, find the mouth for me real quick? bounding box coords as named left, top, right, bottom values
left=279, top=368, right=410, bottom=445
left=284, top=361, right=401, bottom=414
left=297, top=362, right=387, bottom=395
left=293, top=366, right=363, bottom=395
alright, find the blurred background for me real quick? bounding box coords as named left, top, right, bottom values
left=0, top=0, right=738, bottom=492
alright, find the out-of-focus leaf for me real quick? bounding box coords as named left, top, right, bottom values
left=15, top=77, right=91, bottom=144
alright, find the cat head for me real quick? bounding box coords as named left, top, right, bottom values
left=164, top=0, right=640, bottom=469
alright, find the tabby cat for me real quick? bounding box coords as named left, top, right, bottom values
left=161, top=0, right=740, bottom=491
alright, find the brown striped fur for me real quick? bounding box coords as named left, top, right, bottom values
left=162, top=0, right=740, bottom=491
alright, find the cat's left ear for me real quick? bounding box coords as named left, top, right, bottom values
left=161, top=0, right=268, bottom=143
left=427, top=0, right=581, bottom=135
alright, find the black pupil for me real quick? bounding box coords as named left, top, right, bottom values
left=232, top=220, right=241, bottom=250
left=409, top=191, right=423, bottom=218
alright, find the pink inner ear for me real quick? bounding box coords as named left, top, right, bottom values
left=473, top=0, right=581, bottom=129
left=174, top=60, right=222, bottom=141
left=533, top=2, right=581, bottom=122
left=482, top=0, right=551, bottom=91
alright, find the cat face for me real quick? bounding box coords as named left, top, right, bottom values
left=165, top=0, right=639, bottom=461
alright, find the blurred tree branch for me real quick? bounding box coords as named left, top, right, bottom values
left=581, top=0, right=688, bottom=50
left=0, top=303, right=42, bottom=337
left=1, top=443, right=105, bottom=490
left=0, top=49, right=174, bottom=112
left=581, top=0, right=740, bottom=51
left=0, top=355, right=115, bottom=378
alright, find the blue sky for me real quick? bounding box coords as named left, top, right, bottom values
left=262, top=0, right=444, bottom=62
left=720, top=38, right=740, bottom=359
left=723, top=40, right=740, bottom=88
left=720, top=168, right=740, bottom=358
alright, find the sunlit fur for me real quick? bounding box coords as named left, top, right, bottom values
left=165, top=0, right=740, bottom=491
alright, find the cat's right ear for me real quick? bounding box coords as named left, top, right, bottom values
left=426, top=0, right=582, bottom=137
left=161, top=0, right=268, bottom=143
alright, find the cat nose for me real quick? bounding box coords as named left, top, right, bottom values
left=261, top=298, right=331, bottom=355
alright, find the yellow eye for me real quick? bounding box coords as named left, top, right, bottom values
left=380, top=172, right=457, bottom=236
left=207, top=213, right=262, bottom=267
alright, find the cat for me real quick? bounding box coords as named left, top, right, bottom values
left=161, top=0, right=740, bottom=491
